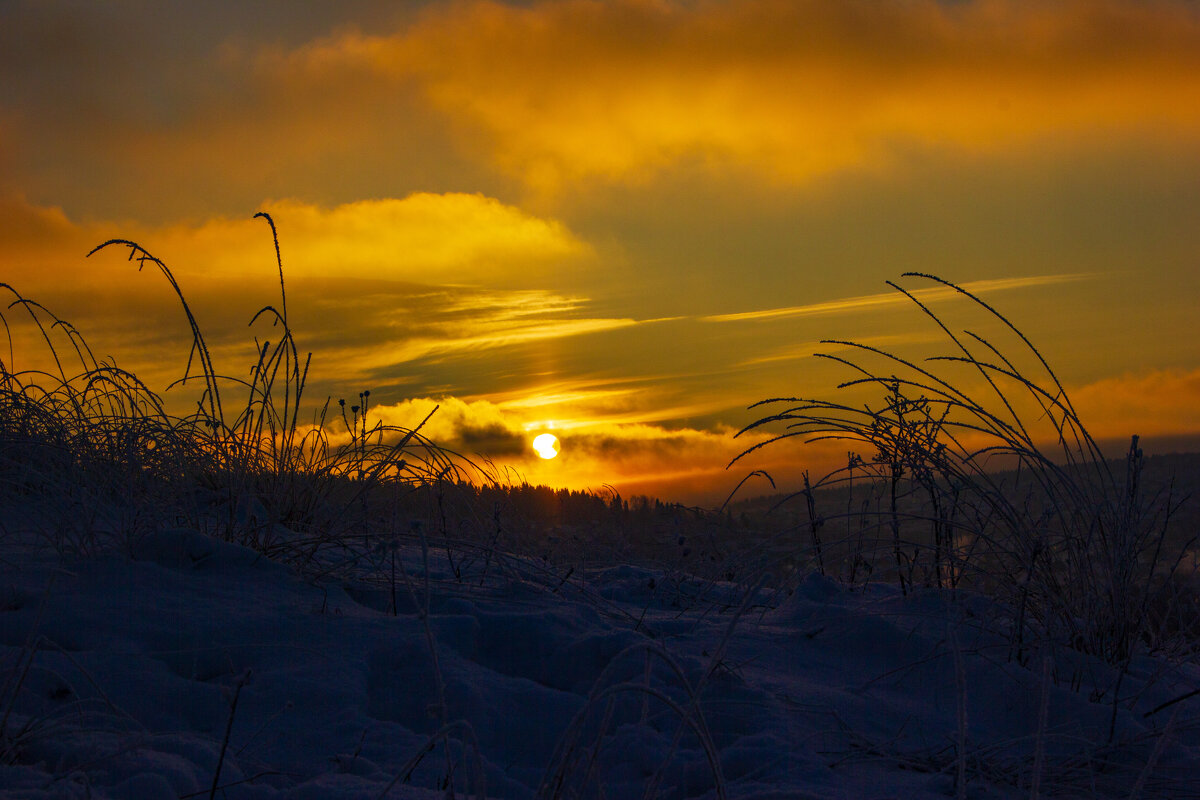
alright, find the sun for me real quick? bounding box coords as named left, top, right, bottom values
left=532, top=433, right=560, bottom=459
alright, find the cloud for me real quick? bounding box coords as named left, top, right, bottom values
left=0, top=193, right=640, bottom=399
left=146, top=193, right=593, bottom=286
left=704, top=273, right=1093, bottom=323
left=255, top=0, right=1200, bottom=191
left=0, top=193, right=77, bottom=248
left=0, top=192, right=591, bottom=287
left=3, top=1, right=1199, bottom=220
left=1070, top=368, right=1200, bottom=441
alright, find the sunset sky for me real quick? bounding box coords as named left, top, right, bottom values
left=2, top=0, right=1198, bottom=504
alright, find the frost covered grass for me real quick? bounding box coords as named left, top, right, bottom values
left=723, top=273, right=1200, bottom=794
left=732, top=273, right=1197, bottom=668
left=0, top=227, right=1198, bottom=799
left=0, top=215, right=470, bottom=570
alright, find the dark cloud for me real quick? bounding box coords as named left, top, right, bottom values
left=570, top=431, right=696, bottom=460
left=453, top=421, right=527, bottom=457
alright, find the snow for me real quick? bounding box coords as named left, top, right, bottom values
left=2, top=510, right=1198, bottom=799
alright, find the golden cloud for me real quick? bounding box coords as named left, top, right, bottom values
left=0, top=193, right=591, bottom=288
left=153, top=194, right=592, bottom=285
left=0, top=194, right=628, bottom=401
left=264, top=0, right=1200, bottom=190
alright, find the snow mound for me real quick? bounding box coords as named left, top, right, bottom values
left=1, top=527, right=1198, bottom=799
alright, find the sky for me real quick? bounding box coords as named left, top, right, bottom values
left=1, top=0, right=1199, bottom=504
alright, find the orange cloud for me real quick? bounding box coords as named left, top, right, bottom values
left=259, top=0, right=1200, bottom=191
left=0, top=192, right=591, bottom=288
left=1070, top=368, right=1200, bottom=442
left=6, top=1, right=1198, bottom=219
left=145, top=194, right=592, bottom=286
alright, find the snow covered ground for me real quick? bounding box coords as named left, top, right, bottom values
left=2, top=517, right=1199, bottom=799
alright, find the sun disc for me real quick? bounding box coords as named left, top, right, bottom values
left=532, top=433, right=560, bottom=459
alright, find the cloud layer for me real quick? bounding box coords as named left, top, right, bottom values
left=206, top=0, right=1200, bottom=192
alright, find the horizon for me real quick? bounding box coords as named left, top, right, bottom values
left=2, top=1, right=1199, bottom=505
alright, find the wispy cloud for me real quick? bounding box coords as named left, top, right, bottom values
left=704, top=274, right=1094, bottom=323
left=392, top=317, right=642, bottom=363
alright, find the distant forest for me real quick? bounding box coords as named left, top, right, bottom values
left=413, top=449, right=1200, bottom=588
